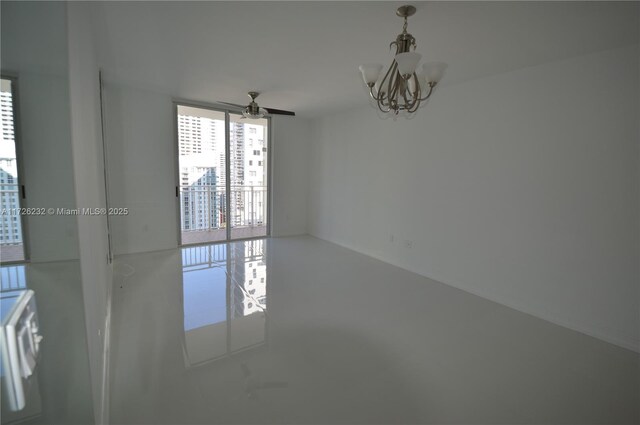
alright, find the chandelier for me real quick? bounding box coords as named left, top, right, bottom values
left=359, top=5, right=447, bottom=116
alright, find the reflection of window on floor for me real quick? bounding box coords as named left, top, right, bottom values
left=0, top=264, right=26, bottom=291
left=181, top=240, right=267, bottom=367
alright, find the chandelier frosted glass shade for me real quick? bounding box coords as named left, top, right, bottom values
left=395, top=52, right=422, bottom=78
left=359, top=64, right=383, bottom=85
left=422, top=62, right=448, bottom=83
left=359, top=5, right=445, bottom=116
left=408, top=72, right=427, bottom=93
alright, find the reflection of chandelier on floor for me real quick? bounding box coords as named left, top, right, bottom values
left=359, top=5, right=447, bottom=116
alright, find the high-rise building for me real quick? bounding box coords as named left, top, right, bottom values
left=182, top=168, right=218, bottom=230
left=0, top=81, right=22, bottom=246
left=229, top=239, right=266, bottom=318
left=242, top=123, right=267, bottom=226
left=177, top=112, right=267, bottom=232
left=178, top=112, right=225, bottom=231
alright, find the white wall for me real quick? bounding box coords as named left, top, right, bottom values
left=67, top=3, right=113, bottom=423
left=103, top=83, right=310, bottom=255
left=1, top=2, right=111, bottom=422
left=103, top=83, right=178, bottom=255
left=271, top=115, right=310, bottom=237
left=1, top=1, right=79, bottom=262
left=308, top=45, right=640, bottom=352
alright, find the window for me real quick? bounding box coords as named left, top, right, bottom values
left=176, top=104, right=269, bottom=244
left=0, top=78, right=26, bottom=262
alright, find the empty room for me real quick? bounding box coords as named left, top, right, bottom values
left=0, top=1, right=638, bottom=424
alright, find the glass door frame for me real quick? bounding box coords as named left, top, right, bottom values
left=172, top=99, right=272, bottom=246
left=1, top=74, right=30, bottom=263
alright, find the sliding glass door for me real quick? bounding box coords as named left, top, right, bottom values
left=176, top=104, right=269, bottom=245
left=229, top=113, right=268, bottom=240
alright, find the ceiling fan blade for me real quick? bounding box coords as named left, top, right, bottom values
left=263, top=107, right=295, bottom=116
left=219, top=98, right=295, bottom=116
left=218, top=101, right=246, bottom=109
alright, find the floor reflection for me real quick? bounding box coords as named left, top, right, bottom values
left=0, top=261, right=93, bottom=425
left=109, top=236, right=640, bottom=424
left=181, top=239, right=267, bottom=367
left=0, top=265, right=41, bottom=424
left=0, top=264, right=26, bottom=291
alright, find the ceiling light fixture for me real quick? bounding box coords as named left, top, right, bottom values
left=242, top=91, right=268, bottom=119
left=220, top=92, right=296, bottom=117
left=359, top=5, right=447, bottom=116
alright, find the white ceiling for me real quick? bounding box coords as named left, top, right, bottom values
left=92, top=1, right=639, bottom=117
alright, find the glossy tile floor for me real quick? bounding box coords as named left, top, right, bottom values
left=110, top=236, right=639, bottom=424
left=0, top=261, right=94, bottom=425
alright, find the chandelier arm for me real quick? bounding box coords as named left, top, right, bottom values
left=412, top=73, right=421, bottom=98
left=407, top=95, right=420, bottom=112
left=418, top=82, right=436, bottom=101
left=388, top=72, right=403, bottom=113
left=385, top=62, right=398, bottom=102
left=412, top=76, right=422, bottom=111
left=380, top=61, right=395, bottom=92
left=414, top=83, right=422, bottom=110
left=384, top=40, right=405, bottom=113
left=408, top=96, right=421, bottom=113
left=375, top=93, right=391, bottom=114
left=368, top=86, right=384, bottom=102
left=376, top=100, right=391, bottom=114
left=401, top=83, right=412, bottom=109
left=399, top=75, right=420, bottom=111
left=389, top=80, right=399, bottom=108
left=375, top=91, right=391, bottom=113
left=369, top=86, right=391, bottom=113
left=373, top=61, right=395, bottom=109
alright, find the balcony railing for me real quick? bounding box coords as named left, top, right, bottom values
left=179, top=185, right=267, bottom=233
left=181, top=239, right=265, bottom=269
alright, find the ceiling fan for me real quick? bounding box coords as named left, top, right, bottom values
left=221, top=91, right=295, bottom=119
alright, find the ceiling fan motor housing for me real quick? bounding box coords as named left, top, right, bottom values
left=246, top=101, right=260, bottom=116
left=244, top=91, right=262, bottom=117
